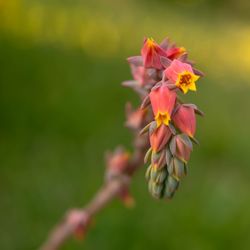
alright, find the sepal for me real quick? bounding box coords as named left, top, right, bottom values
left=127, top=56, right=143, bottom=66
left=144, top=147, right=152, bottom=164
left=163, top=176, right=179, bottom=199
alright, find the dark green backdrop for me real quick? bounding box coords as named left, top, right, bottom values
left=1, top=0, right=250, bottom=249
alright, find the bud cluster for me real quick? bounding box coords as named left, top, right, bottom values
left=124, top=37, right=204, bottom=200
left=106, top=147, right=135, bottom=207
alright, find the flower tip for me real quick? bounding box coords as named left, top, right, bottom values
left=145, top=37, right=155, bottom=47
left=190, top=136, right=199, bottom=145
left=179, top=47, right=186, bottom=53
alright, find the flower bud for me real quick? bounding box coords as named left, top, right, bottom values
left=176, top=135, right=192, bottom=163
left=141, top=38, right=167, bottom=69
left=173, top=105, right=196, bottom=137
left=150, top=124, right=172, bottom=152
left=145, top=165, right=152, bottom=181
left=154, top=168, right=168, bottom=184
left=151, top=150, right=166, bottom=169
left=166, top=47, right=186, bottom=60
left=148, top=180, right=164, bottom=199
left=170, top=134, right=193, bottom=163
left=168, top=157, right=187, bottom=180
left=149, top=84, right=176, bottom=127
left=164, top=175, right=179, bottom=199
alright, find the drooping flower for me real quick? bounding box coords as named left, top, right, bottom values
left=172, top=105, right=196, bottom=137
left=175, top=135, right=192, bottom=163
left=141, top=38, right=167, bottom=69
left=150, top=124, right=172, bottom=152
left=166, top=47, right=186, bottom=60
left=164, top=59, right=199, bottom=94
left=149, top=84, right=176, bottom=127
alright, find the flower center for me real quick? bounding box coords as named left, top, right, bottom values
left=155, top=112, right=170, bottom=127
left=146, top=38, right=155, bottom=48
left=179, top=73, right=192, bottom=86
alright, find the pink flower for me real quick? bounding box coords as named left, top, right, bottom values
left=164, top=59, right=199, bottom=94
left=166, top=47, right=186, bottom=60
left=172, top=105, right=196, bottom=137
left=150, top=124, right=172, bottom=152
left=141, top=38, right=167, bottom=69
left=149, top=84, right=176, bottom=127
left=175, top=135, right=192, bottom=163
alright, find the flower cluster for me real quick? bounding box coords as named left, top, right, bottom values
left=125, top=37, right=204, bottom=200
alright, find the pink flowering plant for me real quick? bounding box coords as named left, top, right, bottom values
left=41, top=36, right=204, bottom=250
left=125, top=37, right=204, bottom=199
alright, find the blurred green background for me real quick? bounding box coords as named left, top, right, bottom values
left=1, top=0, right=250, bottom=249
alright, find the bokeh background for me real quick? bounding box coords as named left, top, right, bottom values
left=1, top=0, right=250, bottom=249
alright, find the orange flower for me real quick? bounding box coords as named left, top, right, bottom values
left=141, top=38, right=167, bottom=69
left=164, top=59, right=199, bottom=94
left=166, top=47, right=186, bottom=60
left=172, top=105, right=196, bottom=137
left=150, top=124, right=172, bottom=152
left=149, top=84, right=176, bottom=127
left=175, top=135, right=192, bottom=163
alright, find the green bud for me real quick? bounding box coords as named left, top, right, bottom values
left=165, top=147, right=172, bottom=166
left=164, top=176, right=179, bottom=199
left=172, top=157, right=186, bottom=180
left=145, top=165, right=152, bottom=181
left=168, top=157, right=187, bottom=180
left=155, top=168, right=168, bottom=184
left=149, top=181, right=164, bottom=199
left=169, top=136, right=177, bottom=155
left=144, top=147, right=152, bottom=164
left=150, top=167, right=158, bottom=182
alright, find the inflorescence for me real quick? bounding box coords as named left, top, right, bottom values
left=124, top=37, right=204, bottom=200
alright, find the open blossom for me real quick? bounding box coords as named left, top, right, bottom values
left=141, top=38, right=167, bottom=69
left=150, top=124, right=172, bottom=152
left=164, top=59, right=199, bottom=94
left=166, top=47, right=186, bottom=60
left=172, top=105, right=196, bottom=137
left=149, top=85, right=176, bottom=127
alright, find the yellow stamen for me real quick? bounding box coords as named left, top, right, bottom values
left=176, top=71, right=199, bottom=94
left=155, top=111, right=170, bottom=127
left=179, top=47, right=186, bottom=54
left=146, top=38, right=155, bottom=48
